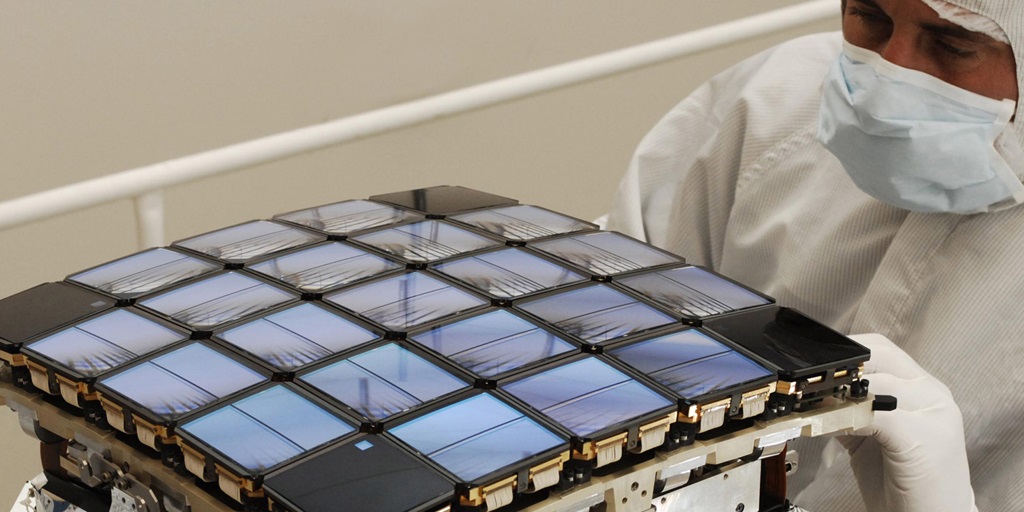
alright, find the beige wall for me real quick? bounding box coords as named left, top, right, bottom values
left=0, top=1, right=840, bottom=506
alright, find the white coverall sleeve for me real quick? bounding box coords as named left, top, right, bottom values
left=841, top=333, right=978, bottom=512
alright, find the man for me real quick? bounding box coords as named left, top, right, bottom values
left=606, top=0, right=1023, bottom=510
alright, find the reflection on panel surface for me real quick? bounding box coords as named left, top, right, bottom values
left=249, top=242, right=401, bottom=292
left=408, top=310, right=575, bottom=379
left=352, top=220, right=500, bottom=263
left=24, top=309, right=185, bottom=378
left=300, top=343, right=467, bottom=422
left=98, top=343, right=265, bottom=420
left=140, top=272, right=295, bottom=329
left=325, top=272, right=487, bottom=332
left=532, top=232, right=680, bottom=276
left=518, top=285, right=676, bottom=344
left=274, top=200, right=421, bottom=235
left=617, top=266, right=771, bottom=318
left=607, top=329, right=773, bottom=400
left=389, top=393, right=566, bottom=481
left=434, top=248, right=586, bottom=299
left=218, top=303, right=378, bottom=373
left=173, top=220, right=322, bottom=263
left=67, top=248, right=219, bottom=299
left=502, top=357, right=673, bottom=437
left=450, top=205, right=593, bottom=241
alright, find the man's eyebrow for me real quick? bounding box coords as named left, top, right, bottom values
left=920, top=22, right=1000, bottom=45
left=849, top=0, right=883, bottom=9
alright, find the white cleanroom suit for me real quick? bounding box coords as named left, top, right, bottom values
left=606, top=30, right=1024, bottom=512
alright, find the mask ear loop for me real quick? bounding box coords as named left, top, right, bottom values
left=986, top=128, right=1024, bottom=212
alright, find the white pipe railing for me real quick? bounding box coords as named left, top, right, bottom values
left=0, top=0, right=839, bottom=248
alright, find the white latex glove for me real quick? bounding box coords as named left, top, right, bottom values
left=838, top=333, right=977, bottom=512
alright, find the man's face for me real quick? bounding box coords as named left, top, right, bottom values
left=842, top=0, right=1018, bottom=101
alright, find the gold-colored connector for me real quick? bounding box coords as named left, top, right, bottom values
left=26, top=360, right=53, bottom=395
left=575, top=432, right=628, bottom=467
left=132, top=415, right=174, bottom=450
left=463, top=474, right=517, bottom=510
left=181, top=443, right=211, bottom=481
left=528, top=452, right=569, bottom=492
left=55, top=374, right=98, bottom=409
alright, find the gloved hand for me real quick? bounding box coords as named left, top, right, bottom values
left=838, top=333, right=977, bottom=512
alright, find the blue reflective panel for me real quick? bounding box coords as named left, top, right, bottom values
left=24, top=310, right=184, bottom=377
left=352, top=220, right=500, bottom=263
left=433, top=249, right=586, bottom=299
left=67, top=248, right=219, bottom=299
left=517, top=285, right=675, bottom=344
left=608, top=330, right=773, bottom=399
left=502, top=358, right=672, bottom=437
left=219, top=304, right=378, bottom=372
left=450, top=205, right=593, bottom=241
left=532, top=232, right=680, bottom=276
left=248, top=243, right=401, bottom=292
left=179, top=386, right=355, bottom=473
left=325, top=273, right=486, bottom=331
left=140, top=272, right=295, bottom=328
left=408, top=310, right=575, bottom=378
left=274, top=200, right=421, bottom=235
left=173, top=221, right=322, bottom=263
left=99, top=344, right=265, bottom=419
left=389, top=393, right=565, bottom=481
left=617, top=267, right=770, bottom=318
left=301, top=343, right=467, bottom=421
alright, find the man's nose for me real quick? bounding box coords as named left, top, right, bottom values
left=878, top=30, right=927, bottom=72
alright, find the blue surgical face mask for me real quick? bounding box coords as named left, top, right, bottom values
left=818, top=41, right=1024, bottom=214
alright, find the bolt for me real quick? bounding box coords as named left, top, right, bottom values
left=630, top=482, right=639, bottom=491
left=736, top=504, right=745, bottom=512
